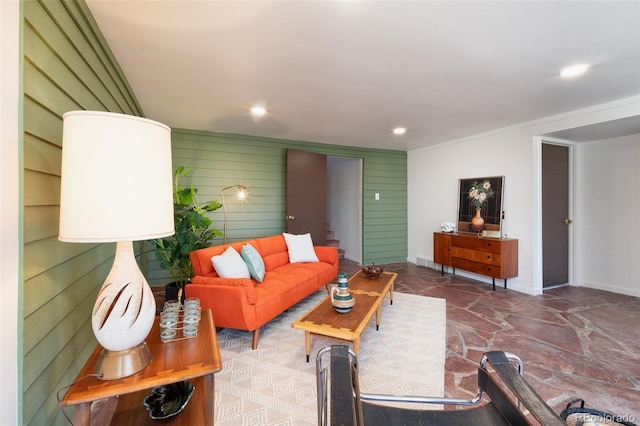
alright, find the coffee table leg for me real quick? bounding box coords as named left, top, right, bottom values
left=353, top=338, right=360, bottom=356
left=390, top=283, right=394, bottom=305
left=376, top=306, right=381, bottom=331
left=305, top=331, right=311, bottom=362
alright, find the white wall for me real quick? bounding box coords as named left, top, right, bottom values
left=328, top=156, right=362, bottom=263
left=408, top=96, right=639, bottom=295
left=1, top=0, right=21, bottom=423
left=576, top=134, right=640, bottom=296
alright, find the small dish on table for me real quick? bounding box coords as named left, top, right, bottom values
left=143, top=380, right=195, bottom=420
left=361, top=263, right=384, bottom=279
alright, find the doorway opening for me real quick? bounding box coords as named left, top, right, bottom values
left=327, top=156, right=363, bottom=264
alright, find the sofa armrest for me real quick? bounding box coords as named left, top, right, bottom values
left=314, top=246, right=339, bottom=265
left=189, top=276, right=257, bottom=305
left=186, top=282, right=258, bottom=331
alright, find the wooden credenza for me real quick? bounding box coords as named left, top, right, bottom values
left=433, top=232, right=518, bottom=290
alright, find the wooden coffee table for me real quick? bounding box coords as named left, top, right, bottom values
left=292, top=270, right=397, bottom=361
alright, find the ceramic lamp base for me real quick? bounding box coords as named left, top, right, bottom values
left=95, top=341, right=152, bottom=380
left=93, top=241, right=156, bottom=352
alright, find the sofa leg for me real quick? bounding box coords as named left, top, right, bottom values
left=252, top=329, right=260, bottom=350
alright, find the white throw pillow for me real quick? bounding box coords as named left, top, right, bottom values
left=211, top=246, right=251, bottom=278
left=283, top=232, right=319, bottom=263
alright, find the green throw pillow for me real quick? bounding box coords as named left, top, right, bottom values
left=241, top=243, right=265, bottom=283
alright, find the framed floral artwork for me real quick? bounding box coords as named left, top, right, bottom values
left=457, top=176, right=504, bottom=234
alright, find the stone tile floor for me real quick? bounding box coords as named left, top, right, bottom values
left=340, top=260, right=640, bottom=421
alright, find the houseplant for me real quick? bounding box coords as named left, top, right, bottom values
left=153, top=166, right=223, bottom=300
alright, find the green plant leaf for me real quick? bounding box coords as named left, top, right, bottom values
left=151, top=166, right=223, bottom=288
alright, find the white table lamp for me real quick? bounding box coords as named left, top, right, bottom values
left=59, top=111, right=174, bottom=379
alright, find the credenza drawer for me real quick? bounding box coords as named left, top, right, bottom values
left=452, top=258, right=503, bottom=279
left=451, top=237, right=502, bottom=253
left=451, top=247, right=501, bottom=266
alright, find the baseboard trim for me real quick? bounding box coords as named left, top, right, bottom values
left=577, top=281, right=640, bottom=298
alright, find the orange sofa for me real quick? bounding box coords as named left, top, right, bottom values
left=187, top=234, right=339, bottom=349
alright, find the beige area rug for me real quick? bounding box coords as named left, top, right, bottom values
left=213, top=289, right=447, bottom=425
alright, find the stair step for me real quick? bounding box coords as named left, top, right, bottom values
left=326, top=230, right=335, bottom=240
left=326, top=239, right=340, bottom=248
left=338, top=249, right=345, bottom=259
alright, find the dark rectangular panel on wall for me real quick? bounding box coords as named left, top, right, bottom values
left=286, top=149, right=328, bottom=245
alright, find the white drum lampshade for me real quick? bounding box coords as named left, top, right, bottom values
left=59, top=111, right=174, bottom=379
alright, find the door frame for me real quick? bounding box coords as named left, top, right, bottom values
left=533, top=136, right=577, bottom=294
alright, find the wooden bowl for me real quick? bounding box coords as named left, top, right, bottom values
left=361, top=264, right=384, bottom=279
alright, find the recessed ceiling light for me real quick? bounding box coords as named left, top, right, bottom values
left=559, top=64, right=590, bottom=78
left=393, top=127, right=406, bottom=135
left=250, top=105, right=266, bottom=117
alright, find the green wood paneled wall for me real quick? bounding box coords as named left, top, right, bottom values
left=22, top=1, right=143, bottom=424
left=146, top=129, right=408, bottom=285
left=21, top=2, right=407, bottom=423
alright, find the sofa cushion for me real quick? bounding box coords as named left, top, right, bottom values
left=283, top=232, right=319, bottom=263
left=211, top=246, right=251, bottom=278
left=241, top=243, right=265, bottom=282
left=190, top=240, right=258, bottom=277
left=254, top=270, right=318, bottom=309
left=268, top=262, right=335, bottom=292
left=254, top=235, right=289, bottom=271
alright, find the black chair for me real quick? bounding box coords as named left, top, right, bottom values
left=316, top=345, right=566, bottom=426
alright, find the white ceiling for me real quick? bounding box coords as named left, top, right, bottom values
left=85, top=1, right=640, bottom=151
left=543, top=116, right=640, bottom=142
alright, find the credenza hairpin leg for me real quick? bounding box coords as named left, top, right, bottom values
left=441, top=265, right=456, bottom=277
left=492, top=278, right=496, bottom=291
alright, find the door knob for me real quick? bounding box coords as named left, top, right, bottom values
left=286, top=215, right=295, bottom=220
left=564, top=218, right=573, bottom=224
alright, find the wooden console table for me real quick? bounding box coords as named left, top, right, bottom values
left=434, top=232, right=518, bottom=290
left=60, top=309, right=222, bottom=425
